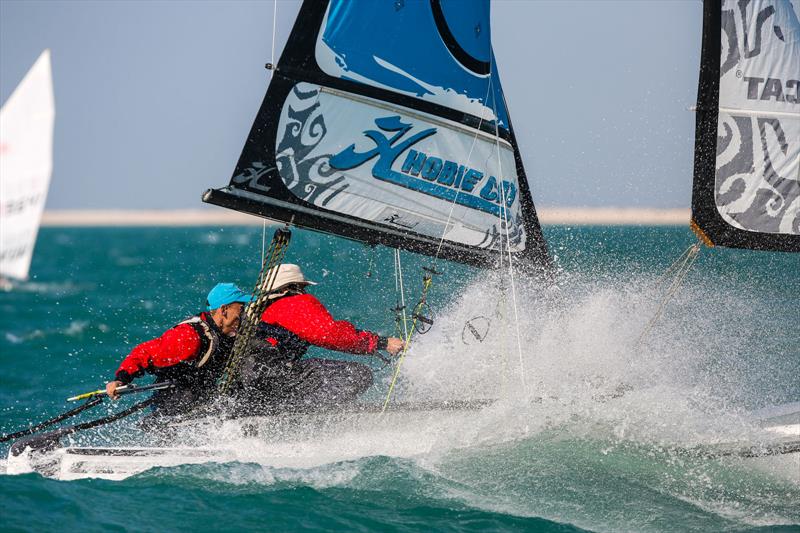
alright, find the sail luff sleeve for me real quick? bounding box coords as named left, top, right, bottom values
left=203, top=0, right=553, bottom=269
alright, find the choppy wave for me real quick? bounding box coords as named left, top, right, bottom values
left=4, top=320, right=111, bottom=344
left=1, top=226, right=798, bottom=532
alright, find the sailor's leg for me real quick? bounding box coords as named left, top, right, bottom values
left=291, top=359, right=373, bottom=406
left=232, top=349, right=297, bottom=413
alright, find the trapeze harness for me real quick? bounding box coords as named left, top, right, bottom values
left=144, top=314, right=233, bottom=415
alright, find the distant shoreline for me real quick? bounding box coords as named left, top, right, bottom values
left=41, top=208, right=690, bottom=227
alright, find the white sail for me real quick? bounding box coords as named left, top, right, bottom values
left=0, top=50, right=55, bottom=281
left=716, top=0, right=799, bottom=235
left=692, top=0, right=800, bottom=250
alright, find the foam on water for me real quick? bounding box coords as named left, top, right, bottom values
left=1, top=227, right=797, bottom=531
left=77, top=268, right=792, bottom=530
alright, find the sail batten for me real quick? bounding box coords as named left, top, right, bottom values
left=204, top=0, right=550, bottom=271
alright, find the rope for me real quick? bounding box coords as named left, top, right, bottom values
left=635, top=241, right=702, bottom=346
left=377, top=37, right=526, bottom=411
left=654, top=242, right=697, bottom=289
left=432, top=74, right=493, bottom=262
left=0, top=397, right=103, bottom=443
left=260, top=0, right=279, bottom=266
left=270, top=0, right=278, bottom=70
left=381, top=272, right=434, bottom=413
left=365, top=244, right=376, bottom=278
left=489, top=70, right=527, bottom=391
left=9, top=398, right=157, bottom=455
left=219, top=227, right=291, bottom=393
left=395, top=249, right=409, bottom=340
left=262, top=222, right=267, bottom=264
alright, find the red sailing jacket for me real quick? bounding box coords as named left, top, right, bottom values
left=115, top=313, right=209, bottom=383
left=260, top=294, right=380, bottom=354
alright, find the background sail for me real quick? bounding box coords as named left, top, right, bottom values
left=0, top=50, right=55, bottom=280
left=204, top=0, right=550, bottom=270
left=692, top=0, right=799, bottom=251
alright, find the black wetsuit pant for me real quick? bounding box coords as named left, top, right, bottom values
left=234, top=354, right=374, bottom=414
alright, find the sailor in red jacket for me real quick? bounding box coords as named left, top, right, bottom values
left=105, top=283, right=252, bottom=415
left=248, top=263, right=404, bottom=408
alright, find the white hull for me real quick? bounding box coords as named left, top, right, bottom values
left=8, top=424, right=799, bottom=483
left=6, top=401, right=798, bottom=482
left=6, top=402, right=491, bottom=480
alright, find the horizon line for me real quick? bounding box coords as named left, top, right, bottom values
left=39, top=208, right=691, bottom=227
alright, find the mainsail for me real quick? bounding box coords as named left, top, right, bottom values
left=0, top=50, right=55, bottom=281
left=692, top=0, right=799, bottom=251
left=203, top=0, right=550, bottom=270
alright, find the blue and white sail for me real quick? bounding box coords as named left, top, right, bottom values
left=204, top=0, right=550, bottom=269
left=692, top=0, right=799, bottom=251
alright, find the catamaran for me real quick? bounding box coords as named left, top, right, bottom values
left=6, top=0, right=551, bottom=479
left=0, top=50, right=55, bottom=290
left=4, top=0, right=798, bottom=480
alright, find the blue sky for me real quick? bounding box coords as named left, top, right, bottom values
left=1, top=0, right=702, bottom=210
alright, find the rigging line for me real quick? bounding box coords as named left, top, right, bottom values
left=634, top=242, right=702, bottom=346
left=0, top=397, right=103, bottom=443
left=494, top=234, right=511, bottom=399
left=220, top=228, right=291, bottom=392
left=262, top=221, right=267, bottom=264
left=270, top=0, right=278, bottom=69
left=488, top=66, right=527, bottom=391
left=432, top=75, right=494, bottom=262
left=381, top=274, right=434, bottom=413
left=259, top=2, right=280, bottom=265
left=393, top=250, right=400, bottom=336
left=223, top=237, right=289, bottom=390
left=262, top=0, right=279, bottom=266
left=382, top=53, right=499, bottom=408
left=395, top=249, right=410, bottom=340
left=479, top=72, right=511, bottom=399
left=655, top=244, right=695, bottom=289
left=394, top=249, right=400, bottom=293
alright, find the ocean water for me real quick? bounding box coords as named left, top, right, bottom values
left=1, top=225, right=798, bottom=532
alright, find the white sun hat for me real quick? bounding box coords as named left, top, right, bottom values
left=264, top=263, right=317, bottom=298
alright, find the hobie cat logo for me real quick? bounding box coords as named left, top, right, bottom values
left=329, top=116, right=516, bottom=217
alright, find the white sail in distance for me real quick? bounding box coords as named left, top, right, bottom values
left=0, top=50, right=55, bottom=280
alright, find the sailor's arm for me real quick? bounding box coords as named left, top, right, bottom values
left=107, top=324, right=202, bottom=399
left=106, top=339, right=156, bottom=399
left=267, top=294, right=404, bottom=355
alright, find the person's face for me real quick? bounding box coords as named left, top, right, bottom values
left=219, top=303, right=244, bottom=337
left=287, top=284, right=307, bottom=295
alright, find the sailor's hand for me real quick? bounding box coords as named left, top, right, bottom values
left=386, top=337, right=405, bottom=357
left=106, top=380, right=123, bottom=400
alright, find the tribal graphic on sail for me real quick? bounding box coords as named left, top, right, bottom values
left=256, top=83, right=526, bottom=252
left=715, top=0, right=800, bottom=235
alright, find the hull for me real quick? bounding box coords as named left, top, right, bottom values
left=6, top=400, right=798, bottom=482
left=6, top=400, right=494, bottom=480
